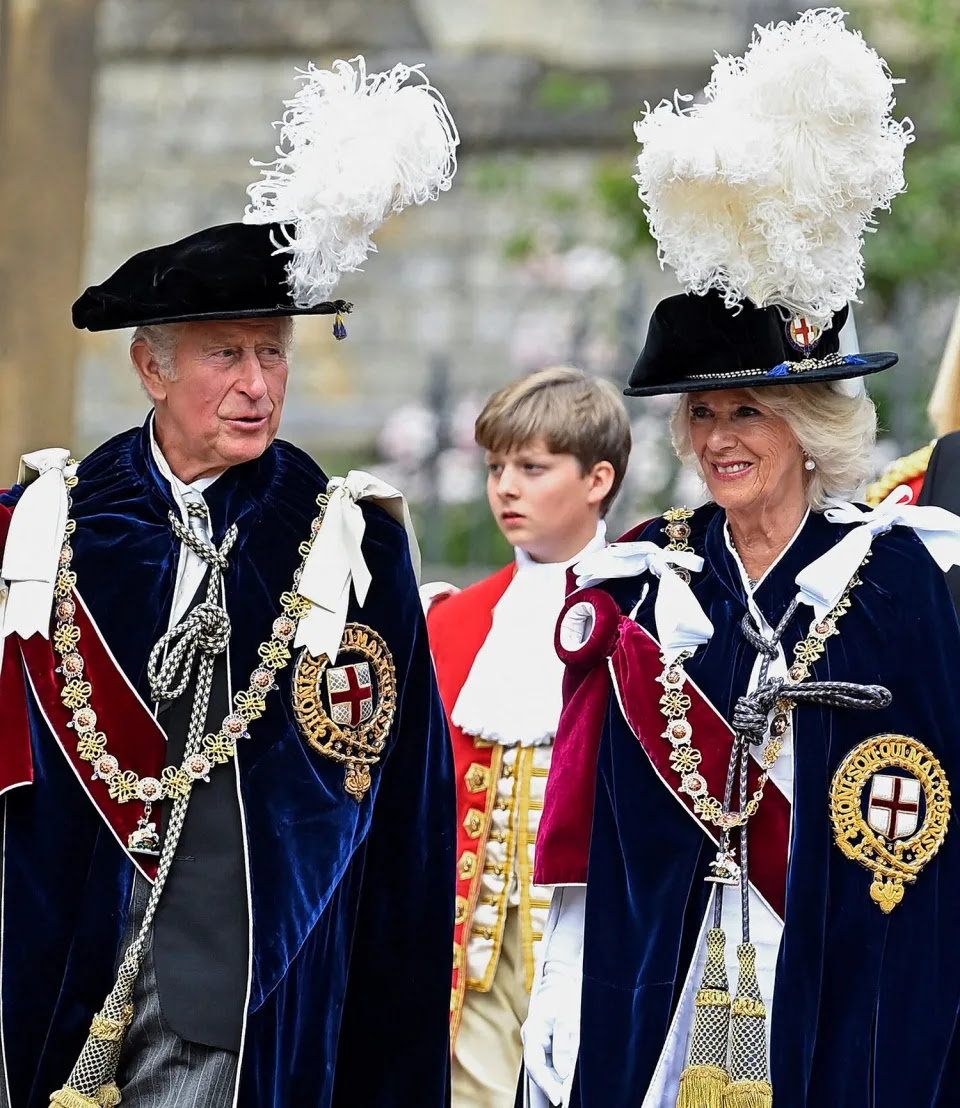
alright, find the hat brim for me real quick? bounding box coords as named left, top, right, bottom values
left=82, top=300, right=351, bottom=333
left=623, top=351, right=897, bottom=397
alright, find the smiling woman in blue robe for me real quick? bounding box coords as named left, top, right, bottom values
left=522, top=12, right=960, bottom=1107
left=525, top=300, right=960, bottom=1107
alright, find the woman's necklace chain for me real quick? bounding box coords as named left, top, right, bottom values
left=655, top=506, right=866, bottom=831
left=52, top=461, right=325, bottom=820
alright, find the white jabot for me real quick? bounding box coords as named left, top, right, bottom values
left=149, top=421, right=221, bottom=628
left=796, top=485, right=960, bottom=620
left=452, top=524, right=606, bottom=747
left=1, top=448, right=74, bottom=640
left=294, top=471, right=420, bottom=663
left=573, top=541, right=713, bottom=664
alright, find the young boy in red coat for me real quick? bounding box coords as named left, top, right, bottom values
left=424, top=366, right=631, bottom=1108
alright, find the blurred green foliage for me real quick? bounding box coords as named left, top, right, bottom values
left=592, top=158, right=657, bottom=258
left=535, top=72, right=612, bottom=112
left=856, top=0, right=960, bottom=311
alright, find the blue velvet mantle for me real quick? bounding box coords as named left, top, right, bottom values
left=0, top=420, right=456, bottom=1107
left=573, top=505, right=960, bottom=1108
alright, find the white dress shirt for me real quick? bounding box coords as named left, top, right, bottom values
left=149, top=419, right=222, bottom=629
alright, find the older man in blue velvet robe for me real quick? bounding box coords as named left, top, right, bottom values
left=0, top=222, right=455, bottom=1107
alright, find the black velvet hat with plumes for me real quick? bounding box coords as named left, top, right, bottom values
left=624, top=290, right=897, bottom=397
left=71, top=222, right=352, bottom=334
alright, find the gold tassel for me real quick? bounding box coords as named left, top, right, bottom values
left=676, top=1063, right=729, bottom=1108
left=725, top=944, right=772, bottom=1107
left=722, top=1079, right=773, bottom=1108
left=49, top=1090, right=102, bottom=1108
left=98, top=1084, right=122, bottom=1107
left=676, top=929, right=732, bottom=1108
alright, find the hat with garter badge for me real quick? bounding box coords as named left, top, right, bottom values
left=625, top=8, right=911, bottom=397
left=72, top=57, right=459, bottom=339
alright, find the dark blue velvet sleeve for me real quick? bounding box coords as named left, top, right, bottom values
left=330, top=532, right=456, bottom=1108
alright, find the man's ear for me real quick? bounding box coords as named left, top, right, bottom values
left=130, top=340, right=169, bottom=402
left=587, top=460, right=616, bottom=507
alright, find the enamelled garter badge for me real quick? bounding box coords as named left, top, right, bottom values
left=830, top=734, right=950, bottom=913
left=293, top=623, right=397, bottom=801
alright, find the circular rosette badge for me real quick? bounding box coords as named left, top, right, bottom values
left=830, top=734, right=950, bottom=913
left=293, top=623, right=396, bottom=801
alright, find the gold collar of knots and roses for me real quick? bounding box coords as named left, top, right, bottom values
left=654, top=507, right=867, bottom=831
left=51, top=466, right=330, bottom=810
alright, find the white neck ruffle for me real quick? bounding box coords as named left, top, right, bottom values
left=452, top=523, right=606, bottom=747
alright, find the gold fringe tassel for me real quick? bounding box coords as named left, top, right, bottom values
left=676, top=928, right=732, bottom=1108
left=49, top=1081, right=121, bottom=1107
left=677, top=1063, right=729, bottom=1108
left=49, top=1090, right=101, bottom=1108
left=723, top=1079, right=773, bottom=1108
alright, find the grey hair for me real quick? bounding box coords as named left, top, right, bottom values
left=130, top=317, right=294, bottom=379
left=670, top=382, right=878, bottom=510
left=131, top=323, right=183, bottom=378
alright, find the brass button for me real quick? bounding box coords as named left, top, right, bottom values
left=462, top=809, right=485, bottom=838
left=464, top=762, right=491, bottom=793
left=458, top=851, right=478, bottom=880
left=454, top=895, right=468, bottom=925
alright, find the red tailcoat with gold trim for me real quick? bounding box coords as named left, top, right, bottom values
left=427, top=564, right=516, bottom=1043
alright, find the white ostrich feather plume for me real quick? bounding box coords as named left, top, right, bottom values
left=633, top=7, right=913, bottom=329
left=244, top=56, right=459, bottom=306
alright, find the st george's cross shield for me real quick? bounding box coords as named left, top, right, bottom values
left=867, top=773, right=922, bottom=840
left=786, top=314, right=822, bottom=353
left=325, top=661, right=374, bottom=727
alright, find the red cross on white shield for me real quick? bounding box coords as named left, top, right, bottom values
left=867, top=773, right=921, bottom=840
left=326, top=662, right=374, bottom=727
left=787, top=315, right=821, bottom=352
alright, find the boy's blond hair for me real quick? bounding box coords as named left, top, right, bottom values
left=474, top=366, right=632, bottom=516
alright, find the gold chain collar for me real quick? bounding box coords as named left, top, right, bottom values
left=51, top=462, right=325, bottom=808
left=654, top=507, right=866, bottom=830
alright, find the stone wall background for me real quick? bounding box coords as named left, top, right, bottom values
left=79, top=0, right=794, bottom=454
left=74, top=0, right=954, bottom=566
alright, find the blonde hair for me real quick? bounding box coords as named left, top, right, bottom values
left=475, top=366, right=632, bottom=515
left=670, top=382, right=877, bottom=510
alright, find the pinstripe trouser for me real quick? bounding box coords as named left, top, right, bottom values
left=114, top=876, right=240, bottom=1107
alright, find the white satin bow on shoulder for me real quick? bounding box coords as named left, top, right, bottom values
left=796, top=485, right=960, bottom=619
left=1, top=449, right=74, bottom=641
left=294, top=471, right=420, bottom=663
left=573, top=540, right=714, bottom=663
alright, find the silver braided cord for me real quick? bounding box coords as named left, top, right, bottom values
left=169, top=511, right=233, bottom=572
left=146, top=517, right=236, bottom=703
left=733, top=676, right=891, bottom=746
left=52, top=510, right=237, bottom=1107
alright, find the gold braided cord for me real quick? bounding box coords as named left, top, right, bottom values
left=88, top=1006, right=133, bottom=1043
left=657, top=507, right=867, bottom=830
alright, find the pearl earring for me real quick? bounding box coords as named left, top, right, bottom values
left=804, top=457, right=816, bottom=471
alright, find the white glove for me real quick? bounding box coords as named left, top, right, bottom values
left=522, top=886, right=585, bottom=1107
